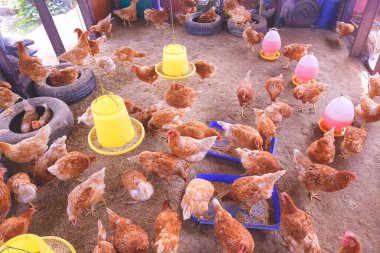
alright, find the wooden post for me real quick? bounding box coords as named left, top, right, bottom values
left=33, top=0, right=66, bottom=57
left=350, top=0, right=380, bottom=57
left=77, top=0, right=96, bottom=38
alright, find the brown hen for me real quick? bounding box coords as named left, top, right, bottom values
left=113, top=46, right=145, bottom=64
left=113, top=0, right=139, bottom=27
left=339, top=231, right=362, bottom=253
left=217, top=121, right=263, bottom=150
left=341, top=126, right=367, bottom=158
left=265, top=74, right=284, bottom=102
left=368, top=76, right=380, bottom=99
left=131, top=65, right=158, bottom=85
left=154, top=199, right=182, bottom=253
left=58, top=30, right=90, bottom=66
left=336, top=21, right=355, bottom=45
left=198, top=7, right=216, bottom=23
left=7, top=172, right=37, bottom=204
left=164, top=83, right=199, bottom=109
left=17, top=42, right=51, bottom=86
left=128, top=151, right=188, bottom=183
left=47, top=151, right=96, bottom=181
left=90, top=13, right=113, bottom=37
left=32, top=135, right=67, bottom=186
left=222, top=170, right=286, bottom=213
left=0, top=81, right=20, bottom=111
left=282, top=43, right=312, bottom=69
left=0, top=168, right=11, bottom=223
left=20, top=99, right=38, bottom=134
left=237, top=70, right=254, bottom=117
left=294, top=149, right=357, bottom=201
left=67, top=168, right=106, bottom=225
left=175, top=121, right=221, bottom=140
left=293, top=83, right=327, bottom=113
left=255, top=109, right=276, bottom=151
left=0, top=125, right=51, bottom=163
left=355, top=96, right=380, bottom=126
left=167, top=129, right=217, bottom=163
left=107, top=208, right=149, bottom=253
left=194, top=60, right=216, bottom=79
left=236, top=148, right=282, bottom=175
left=180, top=0, right=196, bottom=14
left=213, top=199, right=254, bottom=253
left=93, top=220, right=117, bottom=253
left=122, top=169, right=153, bottom=202
left=307, top=127, right=335, bottom=164
left=74, top=28, right=106, bottom=57
left=181, top=178, right=214, bottom=220
left=148, top=8, right=169, bottom=29
left=264, top=101, right=293, bottom=125
left=49, top=67, right=80, bottom=87
left=280, top=192, right=321, bottom=252
left=243, top=22, right=264, bottom=53
left=147, top=108, right=189, bottom=134
left=0, top=208, right=36, bottom=243
left=31, top=103, right=53, bottom=130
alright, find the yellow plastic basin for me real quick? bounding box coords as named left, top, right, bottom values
left=0, top=234, right=54, bottom=253
left=162, top=44, right=189, bottom=77
left=91, top=95, right=135, bottom=148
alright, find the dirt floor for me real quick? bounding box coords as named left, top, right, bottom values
left=5, top=21, right=380, bottom=253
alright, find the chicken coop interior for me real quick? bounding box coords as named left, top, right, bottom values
left=0, top=0, right=379, bottom=252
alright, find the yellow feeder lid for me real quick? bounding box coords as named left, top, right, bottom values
left=0, top=234, right=54, bottom=253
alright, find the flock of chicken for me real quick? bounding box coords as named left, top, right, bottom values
left=0, top=0, right=380, bottom=252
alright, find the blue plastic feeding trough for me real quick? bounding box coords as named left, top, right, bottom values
left=206, top=120, right=278, bottom=163
left=192, top=174, right=281, bottom=230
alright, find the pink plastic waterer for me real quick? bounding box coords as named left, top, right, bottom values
left=261, top=28, right=281, bottom=57
left=294, top=53, right=319, bottom=84
left=319, top=96, right=355, bottom=137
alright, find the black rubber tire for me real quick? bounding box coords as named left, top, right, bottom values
left=185, top=12, right=222, bottom=36
left=290, top=0, right=320, bottom=27
left=227, top=14, right=267, bottom=37
left=36, top=63, right=96, bottom=104
left=0, top=97, right=74, bottom=145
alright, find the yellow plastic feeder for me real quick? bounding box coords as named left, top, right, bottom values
left=0, top=234, right=76, bottom=253
left=88, top=95, right=144, bottom=156
left=155, top=44, right=196, bottom=81
left=292, top=75, right=317, bottom=86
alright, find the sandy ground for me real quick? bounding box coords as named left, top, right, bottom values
left=5, top=22, right=380, bottom=253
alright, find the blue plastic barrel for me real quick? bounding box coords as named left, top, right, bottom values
left=121, top=0, right=161, bottom=18
left=315, top=0, right=339, bottom=28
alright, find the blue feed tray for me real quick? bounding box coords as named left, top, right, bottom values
left=207, top=121, right=278, bottom=162
left=192, top=174, right=281, bottom=230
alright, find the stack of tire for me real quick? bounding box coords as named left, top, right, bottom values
left=36, top=63, right=96, bottom=105
left=0, top=97, right=74, bottom=145
left=185, top=12, right=223, bottom=36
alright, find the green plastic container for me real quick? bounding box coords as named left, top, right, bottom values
left=121, top=0, right=153, bottom=18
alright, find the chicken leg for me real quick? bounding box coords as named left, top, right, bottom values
left=282, top=60, right=291, bottom=69
left=309, top=191, right=321, bottom=201
left=312, top=103, right=316, bottom=113
left=127, top=19, right=132, bottom=27
left=240, top=103, right=249, bottom=118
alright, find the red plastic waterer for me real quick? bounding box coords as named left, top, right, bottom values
left=293, top=53, right=319, bottom=86
left=260, top=28, right=281, bottom=61
left=319, top=96, right=355, bottom=137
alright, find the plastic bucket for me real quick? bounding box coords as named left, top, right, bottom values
left=121, top=0, right=160, bottom=18
left=315, top=0, right=339, bottom=28
left=162, top=44, right=189, bottom=77
left=91, top=95, right=135, bottom=148
left=0, top=234, right=54, bottom=253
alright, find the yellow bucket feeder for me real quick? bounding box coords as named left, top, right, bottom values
left=88, top=95, right=144, bottom=156
left=0, top=234, right=76, bottom=253
left=155, top=44, right=196, bottom=81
